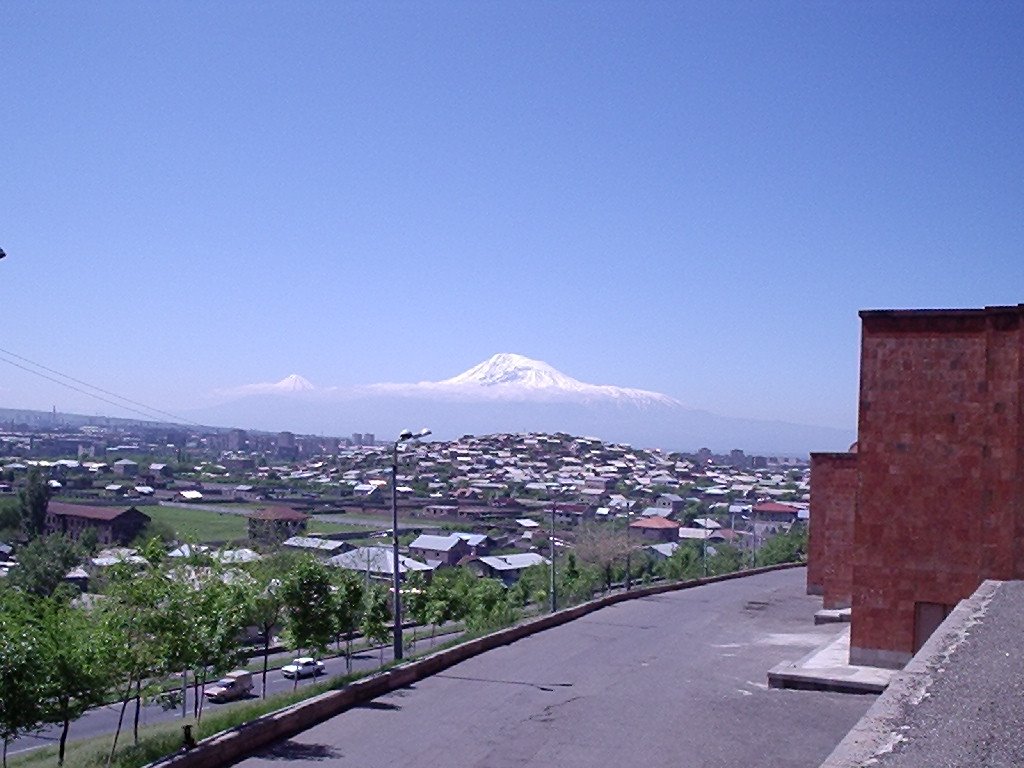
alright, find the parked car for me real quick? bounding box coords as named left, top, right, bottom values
left=281, top=657, right=325, bottom=679
left=204, top=670, right=254, bottom=703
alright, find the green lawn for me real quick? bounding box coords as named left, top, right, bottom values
left=141, top=505, right=248, bottom=543
left=306, top=519, right=376, bottom=535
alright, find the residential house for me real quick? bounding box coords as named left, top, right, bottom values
left=751, top=501, right=802, bottom=523
left=283, top=536, right=349, bottom=559
left=46, top=502, right=151, bottom=546
left=352, top=484, right=382, bottom=501
left=646, top=541, right=679, bottom=561
left=247, top=506, right=310, bottom=544
left=640, top=506, right=673, bottom=519
left=629, top=516, right=680, bottom=543
left=554, top=503, right=595, bottom=527
left=654, top=493, right=686, bottom=515
left=327, top=546, right=432, bottom=582
left=466, top=553, right=548, bottom=586
left=112, top=459, right=138, bottom=477
left=453, top=532, right=491, bottom=556
left=417, top=504, right=459, bottom=518
left=408, top=534, right=470, bottom=568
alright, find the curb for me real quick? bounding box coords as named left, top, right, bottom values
left=146, top=562, right=804, bottom=768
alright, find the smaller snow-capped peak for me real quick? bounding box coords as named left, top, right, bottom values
left=216, top=374, right=317, bottom=398
left=273, top=374, right=315, bottom=392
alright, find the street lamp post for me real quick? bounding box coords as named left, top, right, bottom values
left=392, top=427, right=430, bottom=662
left=549, top=502, right=557, bottom=613
left=625, top=501, right=632, bottom=592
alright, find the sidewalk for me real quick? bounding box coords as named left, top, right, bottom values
left=767, top=626, right=895, bottom=694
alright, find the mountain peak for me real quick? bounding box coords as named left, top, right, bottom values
left=436, top=353, right=680, bottom=407
left=442, top=353, right=581, bottom=389
left=273, top=374, right=315, bottom=392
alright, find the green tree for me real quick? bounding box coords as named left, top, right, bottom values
left=78, top=526, right=100, bottom=555
left=100, top=544, right=183, bottom=759
left=132, top=519, right=176, bottom=547
left=281, top=558, right=334, bottom=688
left=188, top=566, right=252, bottom=722
left=707, top=543, right=744, bottom=576
left=8, top=535, right=82, bottom=598
left=0, top=499, right=20, bottom=539
left=37, top=597, right=114, bottom=765
left=557, top=553, right=600, bottom=607
left=18, top=468, right=50, bottom=540
left=511, top=564, right=550, bottom=608
left=759, top=526, right=807, bottom=566
left=467, top=578, right=518, bottom=633
left=245, top=559, right=286, bottom=699
left=403, top=572, right=429, bottom=652
left=0, top=591, right=45, bottom=768
left=360, top=583, right=391, bottom=666
left=659, top=541, right=703, bottom=581
left=330, top=569, right=364, bottom=672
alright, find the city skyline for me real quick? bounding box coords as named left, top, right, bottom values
left=2, top=3, right=1022, bottom=434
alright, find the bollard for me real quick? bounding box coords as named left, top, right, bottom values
left=182, top=724, right=197, bottom=751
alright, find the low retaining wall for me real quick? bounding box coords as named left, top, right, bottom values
left=148, top=562, right=804, bottom=768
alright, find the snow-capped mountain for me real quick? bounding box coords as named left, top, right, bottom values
left=215, top=373, right=316, bottom=397
left=434, top=353, right=680, bottom=406
left=192, top=355, right=855, bottom=454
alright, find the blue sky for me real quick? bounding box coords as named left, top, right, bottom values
left=1, top=1, right=1021, bottom=432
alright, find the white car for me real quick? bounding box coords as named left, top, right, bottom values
left=282, top=657, right=325, bottom=679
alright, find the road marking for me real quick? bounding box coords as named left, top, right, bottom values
left=8, top=744, right=47, bottom=756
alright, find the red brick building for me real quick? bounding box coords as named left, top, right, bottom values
left=247, top=506, right=310, bottom=544
left=807, top=451, right=857, bottom=609
left=813, top=305, right=1024, bottom=668
left=629, top=516, right=680, bottom=543
left=45, top=502, right=151, bottom=546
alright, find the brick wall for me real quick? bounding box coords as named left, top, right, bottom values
left=849, top=306, right=1024, bottom=668
left=808, top=452, right=857, bottom=608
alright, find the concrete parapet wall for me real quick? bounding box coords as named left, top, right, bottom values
left=147, top=562, right=804, bottom=768
left=820, top=579, right=1003, bottom=767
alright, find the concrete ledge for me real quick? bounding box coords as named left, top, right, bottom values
left=768, top=627, right=893, bottom=694
left=814, top=607, right=851, bottom=625
left=818, top=579, right=1003, bottom=767
left=147, top=562, right=804, bottom=768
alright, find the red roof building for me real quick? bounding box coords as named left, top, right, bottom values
left=45, top=502, right=151, bottom=547
left=629, top=516, right=680, bottom=543
left=247, top=506, right=310, bottom=544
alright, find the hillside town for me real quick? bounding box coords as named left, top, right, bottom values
left=0, top=410, right=812, bottom=595
left=0, top=411, right=809, bottom=588
left=0, top=409, right=813, bottom=766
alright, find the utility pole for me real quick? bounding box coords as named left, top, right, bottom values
left=549, top=501, right=557, bottom=613
left=702, top=527, right=708, bottom=577
left=625, top=501, right=632, bottom=591
left=390, top=427, right=432, bottom=663
left=391, top=442, right=402, bottom=661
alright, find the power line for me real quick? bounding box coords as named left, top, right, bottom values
left=0, top=346, right=199, bottom=426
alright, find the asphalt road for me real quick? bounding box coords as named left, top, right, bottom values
left=9, top=631, right=457, bottom=758
left=238, top=568, right=875, bottom=768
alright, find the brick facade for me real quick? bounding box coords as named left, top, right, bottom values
left=807, top=452, right=857, bottom=609
left=848, top=306, right=1024, bottom=668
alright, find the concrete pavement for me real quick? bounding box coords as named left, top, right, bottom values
left=237, top=568, right=875, bottom=768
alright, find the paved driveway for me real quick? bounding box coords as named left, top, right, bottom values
left=238, top=568, right=874, bottom=768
